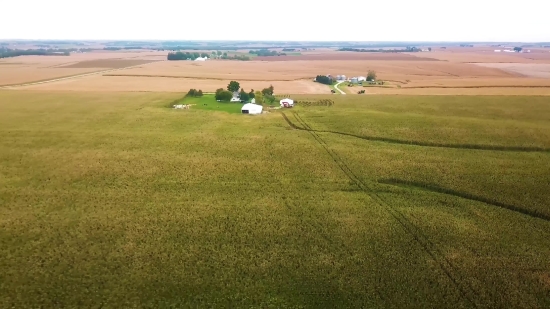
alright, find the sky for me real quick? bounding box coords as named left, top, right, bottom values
left=1, top=0, right=549, bottom=42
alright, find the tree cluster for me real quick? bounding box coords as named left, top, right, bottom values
left=186, top=89, right=203, bottom=97
left=215, top=88, right=234, bottom=102
left=338, top=47, right=421, bottom=53
left=0, top=48, right=71, bottom=59
left=221, top=54, right=250, bottom=61
left=315, top=75, right=333, bottom=85
left=249, top=49, right=286, bottom=57
left=514, top=47, right=523, bottom=52
left=167, top=51, right=210, bottom=61
left=367, top=71, right=377, bottom=82
left=215, top=82, right=274, bottom=103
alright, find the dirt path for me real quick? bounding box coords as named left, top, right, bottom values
left=334, top=81, right=346, bottom=94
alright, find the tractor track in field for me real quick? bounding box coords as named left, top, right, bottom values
left=288, top=112, right=481, bottom=308
left=280, top=113, right=549, bottom=153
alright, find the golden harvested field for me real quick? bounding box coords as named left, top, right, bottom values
left=3, top=48, right=550, bottom=94
left=474, top=63, right=550, bottom=79
left=60, top=59, right=157, bottom=69
left=422, top=49, right=550, bottom=64
left=15, top=75, right=331, bottom=94
left=0, top=51, right=165, bottom=86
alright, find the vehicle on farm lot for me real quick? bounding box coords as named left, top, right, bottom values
left=280, top=98, right=294, bottom=108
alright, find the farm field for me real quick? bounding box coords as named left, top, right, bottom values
left=0, top=51, right=164, bottom=86
left=1, top=90, right=549, bottom=308
left=3, top=48, right=550, bottom=94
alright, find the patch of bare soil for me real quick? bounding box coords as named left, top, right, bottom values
left=474, top=63, right=550, bottom=79
left=60, top=59, right=157, bottom=69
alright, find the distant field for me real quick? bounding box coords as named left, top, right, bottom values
left=1, top=91, right=549, bottom=307
left=15, top=75, right=332, bottom=94
left=60, top=59, right=157, bottom=69
left=255, top=52, right=439, bottom=61
left=474, top=63, right=550, bottom=79
left=3, top=48, right=550, bottom=94
left=0, top=51, right=164, bottom=86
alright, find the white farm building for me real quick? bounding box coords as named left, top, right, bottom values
left=280, top=98, right=294, bottom=108
left=241, top=103, right=263, bottom=115
left=194, top=56, right=208, bottom=61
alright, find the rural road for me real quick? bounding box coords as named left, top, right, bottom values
left=334, top=81, right=346, bottom=95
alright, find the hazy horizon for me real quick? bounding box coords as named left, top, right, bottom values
left=1, top=0, right=549, bottom=42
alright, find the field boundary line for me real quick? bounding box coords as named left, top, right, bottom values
left=379, top=179, right=550, bottom=222
left=288, top=112, right=481, bottom=308
left=279, top=113, right=549, bottom=153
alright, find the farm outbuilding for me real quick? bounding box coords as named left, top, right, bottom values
left=357, top=76, right=367, bottom=82
left=280, top=98, right=294, bottom=108
left=241, top=103, right=263, bottom=115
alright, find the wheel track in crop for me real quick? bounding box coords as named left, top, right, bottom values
left=288, top=112, right=481, bottom=308
left=280, top=113, right=549, bottom=153
left=380, top=179, right=550, bottom=222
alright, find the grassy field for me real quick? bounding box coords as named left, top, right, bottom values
left=172, top=94, right=244, bottom=113
left=1, top=91, right=549, bottom=308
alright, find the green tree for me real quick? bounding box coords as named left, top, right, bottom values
left=264, top=95, right=276, bottom=104
left=248, top=89, right=255, bottom=99
left=227, top=81, right=240, bottom=93
left=261, top=85, right=274, bottom=96
left=217, top=51, right=222, bottom=56
left=239, top=89, right=250, bottom=102
left=254, top=91, right=263, bottom=104
left=197, top=90, right=203, bottom=97
left=193, top=52, right=200, bottom=59
left=367, top=70, right=377, bottom=81
left=514, top=47, right=523, bottom=52
left=216, top=90, right=233, bottom=102
left=200, top=52, right=208, bottom=58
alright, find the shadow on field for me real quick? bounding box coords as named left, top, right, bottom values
left=379, top=179, right=550, bottom=222
left=280, top=112, right=550, bottom=153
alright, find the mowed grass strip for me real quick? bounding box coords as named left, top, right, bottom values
left=0, top=91, right=549, bottom=307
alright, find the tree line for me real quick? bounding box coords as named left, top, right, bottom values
left=0, top=48, right=71, bottom=59
left=167, top=51, right=210, bottom=60
left=168, top=51, right=250, bottom=61
left=338, top=47, right=422, bottom=53
left=215, top=81, right=275, bottom=104
left=315, top=75, right=333, bottom=85
left=249, top=49, right=286, bottom=57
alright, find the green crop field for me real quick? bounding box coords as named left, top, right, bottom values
left=1, top=91, right=549, bottom=308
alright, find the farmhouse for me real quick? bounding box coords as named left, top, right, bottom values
left=280, top=98, right=294, bottom=108
left=231, top=91, right=240, bottom=102
left=241, top=103, right=263, bottom=115
left=195, top=56, right=208, bottom=61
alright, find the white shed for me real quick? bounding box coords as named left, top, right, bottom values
left=280, top=98, right=294, bottom=108
left=241, top=103, right=263, bottom=115
left=357, top=76, right=367, bottom=82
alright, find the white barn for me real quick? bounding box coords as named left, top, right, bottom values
left=280, top=98, right=294, bottom=108
left=195, top=56, right=208, bottom=61
left=357, top=76, right=367, bottom=82
left=241, top=103, right=263, bottom=115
